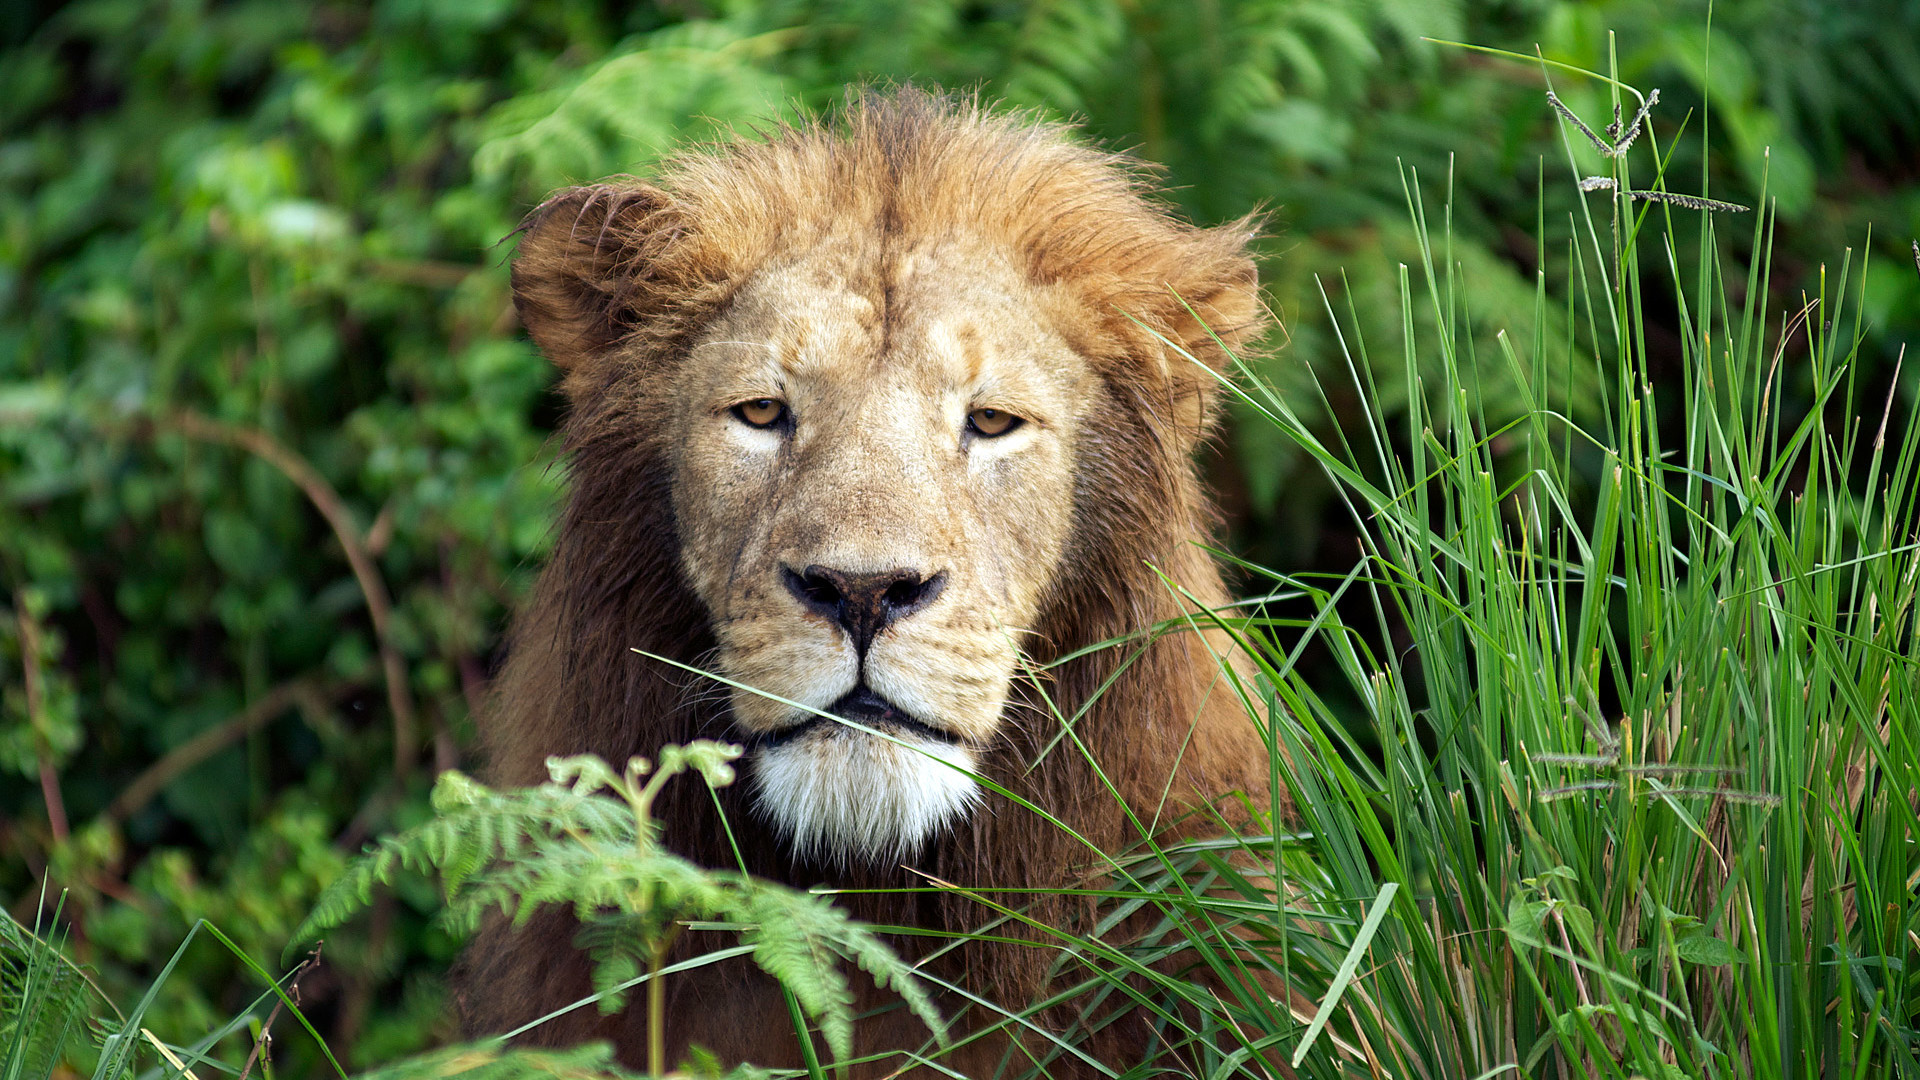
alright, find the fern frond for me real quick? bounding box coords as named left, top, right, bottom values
left=305, top=749, right=943, bottom=1061
left=2, top=911, right=101, bottom=1080
left=728, top=887, right=858, bottom=1063
left=440, top=845, right=731, bottom=937
left=727, top=884, right=948, bottom=1060
left=835, top=921, right=948, bottom=1050
left=571, top=917, right=650, bottom=1016
left=474, top=22, right=790, bottom=189
left=1000, top=0, right=1128, bottom=114
left=293, top=771, right=635, bottom=949
left=540, top=755, right=624, bottom=797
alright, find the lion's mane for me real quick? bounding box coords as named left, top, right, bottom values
left=458, top=89, right=1279, bottom=1076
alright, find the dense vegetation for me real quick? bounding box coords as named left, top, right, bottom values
left=4, top=0, right=1918, bottom=1077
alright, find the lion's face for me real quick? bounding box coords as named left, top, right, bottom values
left=508, top=94, right=1267, bottom=869
left=667, top=239, right=1093, bottom=861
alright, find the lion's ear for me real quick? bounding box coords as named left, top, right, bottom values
left=1136, top=220, right=1267, bottom=442
left=510, top=183, right=677, bottom=377
left=1162, top=220, right=1268, bottom=375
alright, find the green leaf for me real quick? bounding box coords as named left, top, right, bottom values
left=1675, top=934, right=1743, bottom=967
left=1504, top=895, right=1548, bottom=951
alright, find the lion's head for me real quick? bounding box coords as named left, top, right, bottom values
left=470, top=89, right=1280, bottom=1073
left=494, top=86, right=1268, bottom=858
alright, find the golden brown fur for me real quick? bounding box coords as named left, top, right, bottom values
left=457, top=90, right=1281, bottom=1077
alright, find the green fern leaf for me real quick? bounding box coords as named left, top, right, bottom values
left=730, top=887, right=857, bottom=1063
left=474, top=22, right=792, bottom=190
left=301, top=749, right=942, bottom=1063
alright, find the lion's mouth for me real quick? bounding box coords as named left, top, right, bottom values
left=747, top=683, right=983, bottom=863
left=752, top=684, right=963, bottom=749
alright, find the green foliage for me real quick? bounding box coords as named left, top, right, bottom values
left=299, top=744, right=946, bottom=1067
left=473, top=20, right=794, bottom=188
left=4, top=746, right=931, bottom=1080
left=5, top=908, right=354, bottom=1080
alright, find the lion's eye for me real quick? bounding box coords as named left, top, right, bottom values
left=732, top=398, right=788, bottom=429
left=966, top=407, right=1023, bottom=438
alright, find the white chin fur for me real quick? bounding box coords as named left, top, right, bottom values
left=752, top=728, right=980, bottom=865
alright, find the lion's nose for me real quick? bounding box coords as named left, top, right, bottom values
left=783, top=564, right=948, bottom=656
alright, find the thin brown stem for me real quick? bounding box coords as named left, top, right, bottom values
left=237, top=947, right=318, bottom=1080
left=162, top=410, right=418, bottom=777
left=36, top=761, right=67, bottom=841
left=1551, top=904, right=1591, bottom=1008
left=15, top=594, right=68, bottom=842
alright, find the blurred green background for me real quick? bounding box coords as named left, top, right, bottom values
left=3, top=0, right=1918, bottom=1068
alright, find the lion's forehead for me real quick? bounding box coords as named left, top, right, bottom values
left=695, top=240, right=1087, bottom=400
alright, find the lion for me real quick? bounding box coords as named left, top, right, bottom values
left=457, top=89, right=1283, bottom=1077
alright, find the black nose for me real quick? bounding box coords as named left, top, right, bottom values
left=782, top=564, right=947, bottom=656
